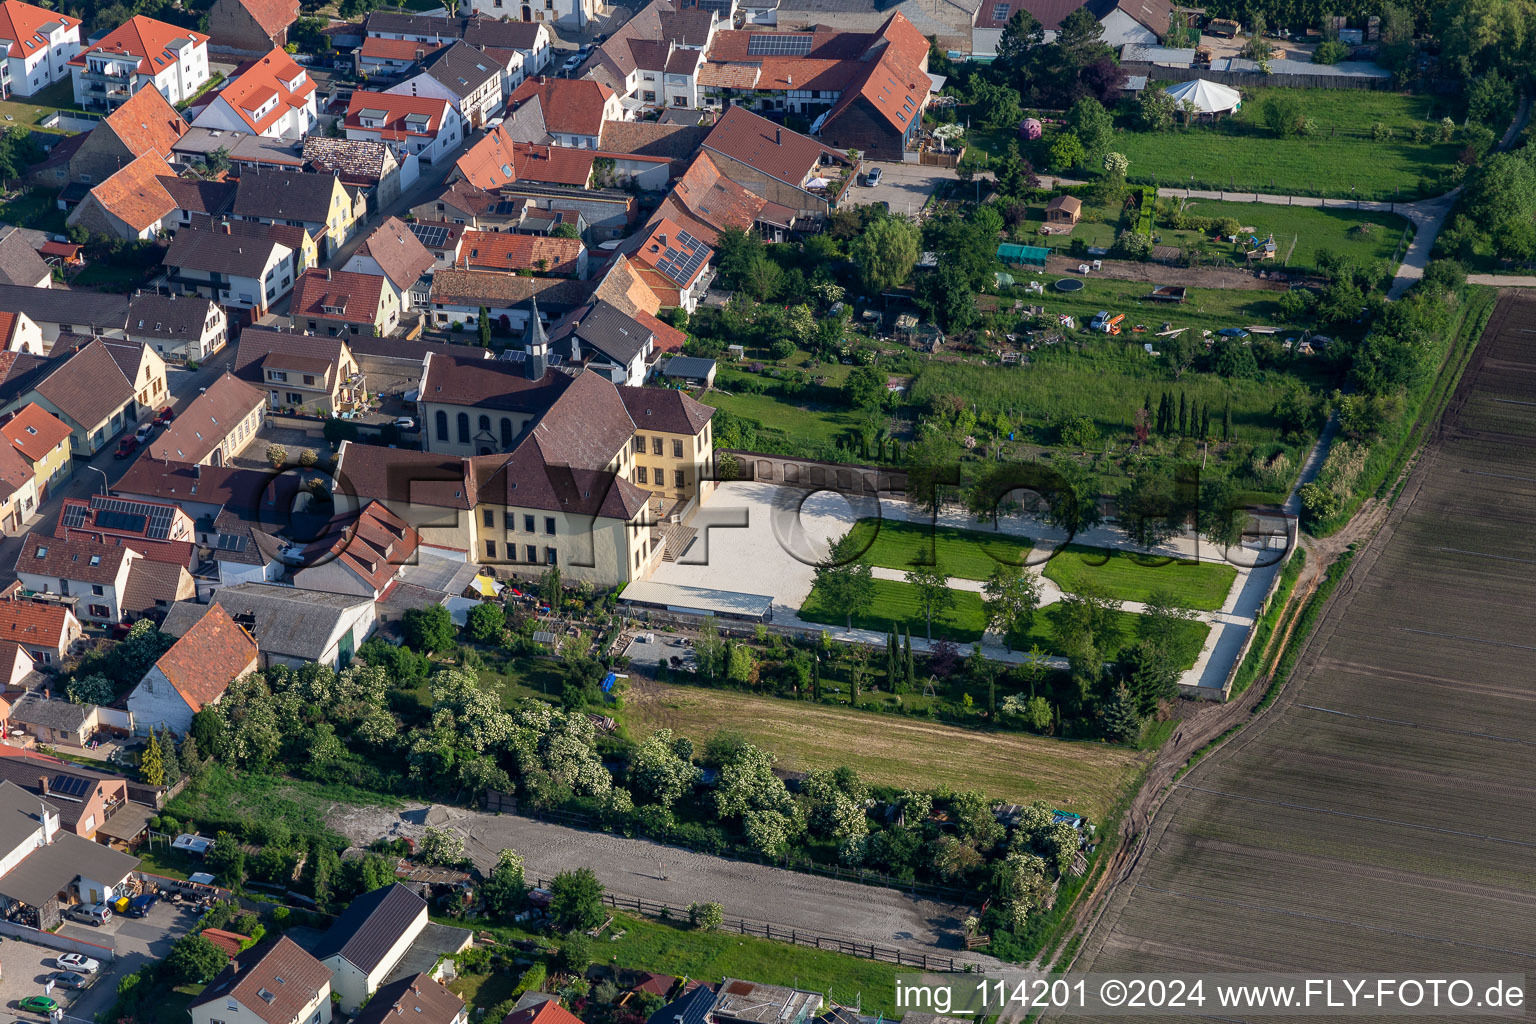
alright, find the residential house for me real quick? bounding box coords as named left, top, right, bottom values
left=170, top=126, right=306, bottom=173
left=0, top=233, right=51, bottom=287
left=13, top=535, right=141, bottom=622
left=386, top=40, right=506, bottom=129
left=61, top=85, right=187, bottom=189
left=163, top=221, right=296, bottom=313
left=598, top=119, right=709, bottom=173
left=291, top=501, right=417, bottom=600
left=301, top=135, right=413, bottom=211
left=585, top=1, right=716, bottom=114
left=0, top=437, right=36, bottom=534
left=149, top=372, right=265, bottom=467
left=0, top=311, right=45, bottom=353
left=654, top=151, right=782, bottom=243
left=818, top=31, right=931, bottom=161
left=289, top=267, right=401, bottom=338
left=700, top=105, right=852, bottom=220
left=65, top=151, right=180, bottom=241
left=0, top=338, right=165, bottom=455
left=0, top=779, right=141, bottom=929
left=548, top=299, right=659, bottom=386
left=506, top=1003, right=594, bottom=1024
left=506, top=76, right=620, bottom=148
left=0, top=595, right=80, bottom=664
left=344, top=91, right=464, bottom=166
left=314, top=883, right=429, bottom=1013
left=191, top=47, right=317, bottom=139
left=160, top=583, right=375, bottom=670
left=456, top=229, right=587, bottom=278
left=410, top=180, right=520, bottom=229
left=158, top=175, right=238, bottom=233
left=189, top=936, right=333, bottom=1024
left=126, top=602, right=257, bottom=735
left=775, top=0, right=977, bottom=52
left=0, top=285, right=127, bottom=341
left=407, top=220, right=465, bottom=270
left=126, top=292, right=227, bottom=364
left=356, top=36, right=445, bottom=76
left=120, top=557, right=197, bottom=619
left=55, top=493, right=198, bottom=569
left=464, top=0, right=598, bottom=33
left=343, top=216, right=436, bottom=311
left=1091, top=0, right=1163, bottom=46
left=427, top=269, right=588, bottom=330
left=658, top=353, right=716, bottom=388
left=0, top=748, right=130, bottom=841
left=644, top=982, right=716, bottom=1024
left=353, top=976, right=465, bottom=1024
left=232, top=167, right=364, bottom=259
left=1, top=403, right=72, bottom=500
left=68, top=15, right=211, bottom=114
left=362, top=12, right=552, bottom=76
left=626, top=216, right=712, bottom=312
left=233, top=327, right=363, bottom=415
left=207, top=0, right=299, bottom=54
left=0, top=1, right=81, bottom=98
left=6, top=692, right=98, bottom=746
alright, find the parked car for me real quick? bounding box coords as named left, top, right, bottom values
left=19, top=996, right=58, bottom=1014
left=65, top=903, right=111, bottom=926
left=134, top=423, right=155, bottom=443
left=56, top=953, right=100, bottom=974
left=113, top=436, right=138, bottom=459
left=561, top=54, right=583, bottom=74
left=393, top=417, right=417, bottom=431
left=48, top=972, right=88, bottom=990
left=864, top=166, right=883, bottom=187
left=125, top=892, right=159, bottom=918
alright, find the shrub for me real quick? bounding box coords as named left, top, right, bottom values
left=688, top=900, right=724, bottom=930
left=556, top=933, right=593, bottom=975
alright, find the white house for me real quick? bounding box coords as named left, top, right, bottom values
left=345, top=91, right=463, bottom=165
left=190, top=47, right=317, bottom=139
left=0, top=1, right=81, bottom=98
left=126, top=292, right=228, bottom=364
left=385, top=40, right=505, bottom=128
left=465, top=0, right=599, bottom=32
left=13, top=536, right=141, bottom=623
left=0, top=779, right=56, bottom=878
left=164, top=222, right=295, bottom=313
left=69, top=15, right=210, bottom=113
left=158, top=583, right=375, bottom=670
left=125, top=602, right=258, bottom=735
left=314, top=884, right=429, bottom=1013
left=190, top=937, right=333, bottom=1024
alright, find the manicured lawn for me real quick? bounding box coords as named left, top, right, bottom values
left=801, top=577, right=988, bottom=642
left=706, top=387, right=863, bottom=447
left=0, top=79, right=82, bottom=132
left=1042, top=544, right=1238, bottom=611
left=1104, top=87, right=1463, bottom=199
left=468, top=912, right=911, bottom=1015
left=448, top=971, right=520, bottom=1016
left=624, top=683, right=1143, bottom=818
left=845, top=517, right=1032, bottom=579
left=799, top=577, right=1209, bottom=666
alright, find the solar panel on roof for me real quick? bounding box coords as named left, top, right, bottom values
left=49, top=774, right=92, bottom=798
left=90, top=496, right=175, bottom=539
left=746, top=33, right=813, bottom=56
left=655, top=228, right=708, bottom=285
left=215, top=534, right=248, bottom=553
left=62, top=504, right=87, bottom=530
left=409, top=223, right=449, bottom=247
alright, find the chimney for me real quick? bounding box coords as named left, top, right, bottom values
left=658, top=233, right=667, bottom=247
left=775, top=127, right=782, bottom=144
left=39, top=775, right=48, bottom=796
left=326, top=268, right=332, bottom=280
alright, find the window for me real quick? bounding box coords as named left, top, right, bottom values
left=544, top=517, right=555, bottom=535
left=636, top=466, right=647, bottom=484
left=268, top=369, right=287, bottom=382
left=672, top=439, right=683, bottom=458
left=91, top=584, right=104, bottom=596
left=287, top=392, right=302, bottom=404
left=436, top=410, right=449, bottom=440
left=88, top=604, right=109, bottom=618
left=485, top=539, right=497, bottom=558
left=643, top=90, right=656, bottom=102
left=523, top=514, right=534, bottom=532
left=479, top=414, right=491, bottom=433
left=501, top=418, right=514, bottom=446
left=546, top=547, right=557, bottom=565
left=457, top=412, right=470, bottom=444
left=652, top=437, right=663, bottom=456
left=525, top=544, right=537, bottom=562
left=483, top=508, right=494, bottom=527
left=675, top=469, right=686, bottom=488
left=303, top=374, right=316, bottom=385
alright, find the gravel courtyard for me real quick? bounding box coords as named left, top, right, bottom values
left=328, top=800, right=994, bottom=965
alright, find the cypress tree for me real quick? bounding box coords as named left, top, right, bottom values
left=1201, top=404, right=1210, bottom=439
left=1178, top=393, right=1188, bottom=436
left=886, top=629, right=897, bottom=686
left=1143, top=391, right=1152, bottom=417
left=904, top=626, right=914, bottom=687
left=812, top=654, right=821, bottom=702
left=1222, top=398, right=1232, bottom=441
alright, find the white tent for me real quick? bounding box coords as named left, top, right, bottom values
left=1164, top=78, right=1242, bottom=115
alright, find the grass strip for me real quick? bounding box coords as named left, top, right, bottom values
left=846, top=517, right=1033, bottom=580
left=1228, top=548, right=1307, bottom=697
left=1042, top=543, right=1238, bottom=611
left=1256, top=546, right=1357, bottom=711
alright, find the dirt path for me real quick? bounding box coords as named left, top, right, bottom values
left=1042, top=254, right=1294, bottom=291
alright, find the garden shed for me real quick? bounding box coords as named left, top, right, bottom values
left=997, top=242, right=1050, bottom=267
left=1045, top=195, right=1082, bottom=226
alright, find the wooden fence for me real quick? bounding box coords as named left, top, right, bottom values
left=535, top=881, right=968, bottom=972
left=1125, top=62, right=1391, bottom=91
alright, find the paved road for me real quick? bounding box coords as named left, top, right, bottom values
left=319, top=134, right=472, bottom=272
left=327, top=799, right=999, bottom=968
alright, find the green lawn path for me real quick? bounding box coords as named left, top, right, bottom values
left=1042, top=544, right=1238, bottom=611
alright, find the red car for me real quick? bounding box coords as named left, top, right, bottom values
left=114, top=436, right=139, bottom=459
left=154, top=406, right=175, bottom=425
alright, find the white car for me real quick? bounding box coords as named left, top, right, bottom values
left=57, top=953, right=101, bottom=974
left=561, top=54, right=583, bottom=75
left=394, top=417, right=417, bottom=431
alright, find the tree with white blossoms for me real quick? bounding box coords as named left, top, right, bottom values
left=505, top=700, right=612, bottom=798
left=419, top=826, right=465, bottom=866
left=1103, top=151, right=1129, bottom=176
left=801, top=767, right=870, bottom=864
left=628, top=730, right=700, bottom=809
left=1011, top=801, right=1079, bottom=876
left=994, top=849, right=1054, bottom=929
left=714, top=742, right=799, bottom=855
left=430, top=668, right=514, bottom=752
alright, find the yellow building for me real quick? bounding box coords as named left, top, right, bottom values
left=1, top=403, right=75, bottom=501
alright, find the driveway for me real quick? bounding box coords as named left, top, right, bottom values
left=843, top=161, right=956, bottom=217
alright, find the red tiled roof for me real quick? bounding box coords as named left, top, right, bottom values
left=0, top=1, right=80, bottom=58
left=345, top=91, right=450, bottom=140
left=502, top=998, right=589, bottom=1024
left=656, top=151, right=766, bottom=244
left=102, top=84, right=189, bottom=158
left=0, top=598, right=76, bottom=648
left=629, top=215, right=710, bottom=302
left=458, top=230, right=584, bottom=276
left=234, top=0, right=298, bottom=37
left=211, top=47, right=316, bottom=135
left=69, top=15, right=208, bottom=76
left=150, top=373, right=265, bottom=465
left=634, top=308, right=685, bottom=353
left=202, top=928, right=247, bottom=958
left=305, top=501, right=417, bottom=593
left=289, top=268, right=385, bottom=323
left=193, top=936, right=332, bottom=1024
left=359, top=36, right=444, bottom=61
left=453, top=125, right=518, bottom=190
left=702, top=105, right=847, bottom=189
left=511, top=142, right=594, bottom=187
left=85, top=151, right=178, bottom=233
left=357, top=216, right=435, bottom=289
left=150, top=603, right=257, bottom=712
left=508, top=76, right=613, bottom=138
left=1, top=403, right=72, bottom=464
left=825, top=46, right=928, bottom=136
